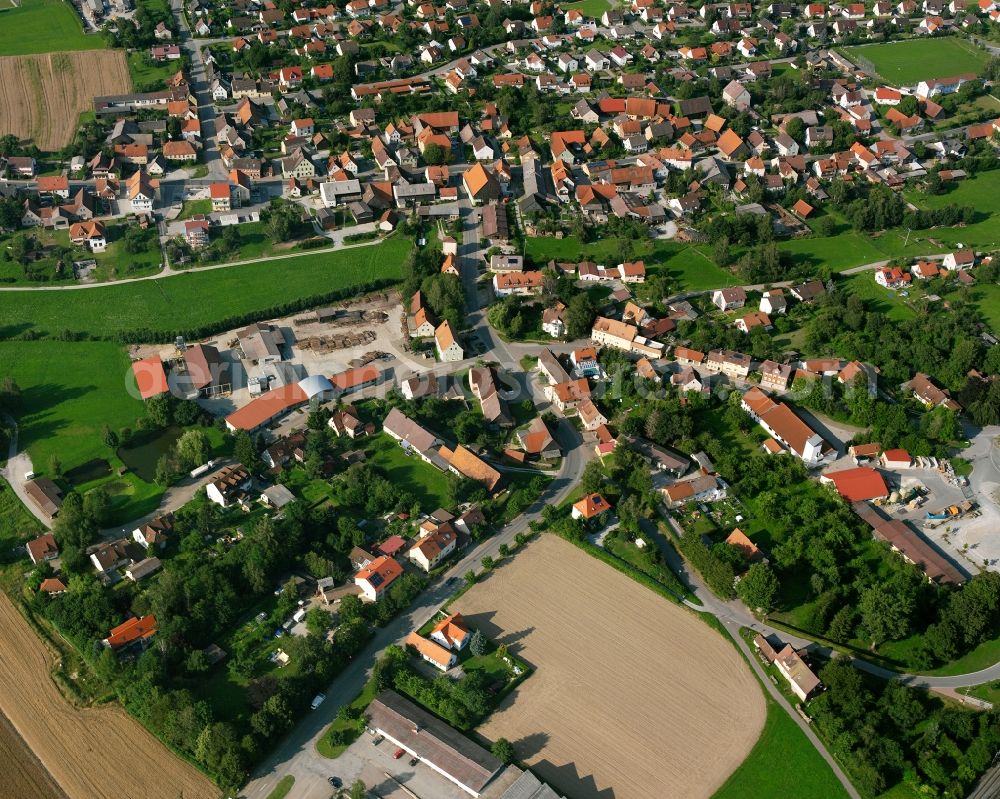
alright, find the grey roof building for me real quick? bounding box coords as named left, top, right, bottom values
left=367, top=690, right=503, bottom=796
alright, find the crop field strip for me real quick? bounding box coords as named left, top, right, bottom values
left=454, top=534, right=766, bottom=799
left=0, top=594, right=219, bottom=799
left=0, top=51, right=131, bottom=150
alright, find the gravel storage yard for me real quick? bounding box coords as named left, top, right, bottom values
left=0, top=595, right=219, bottom=799
left=454, top=535, right=766, bottom=799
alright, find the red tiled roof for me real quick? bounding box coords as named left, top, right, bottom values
left=105, top=615, right=158, bottom=648
left=225, top=383, right=308, bottom=431
left=573, top=492, right=611, bottom=519
left=132, top=356, right=169, bottom=400
left=821, top=466, right=889, bottom=502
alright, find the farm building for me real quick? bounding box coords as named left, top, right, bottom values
left=820, top=466, right=890, bottom=502
left=367, top=690, right=503, bottom=797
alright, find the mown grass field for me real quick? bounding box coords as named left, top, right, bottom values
left=842, top=38, right=988, bottom=85
left=0, top=340, right=145, bottom=476
left=906, top=169, right=1000, bottom=214
left=0, top=0, right=106, bottom=55
left=0, top=237, right=411, bottom=339
left=711, top=697, right=851, bottom=799
left=776, top=172, right=1000, bottom=274
left=560, top=0, right=612, bottom=16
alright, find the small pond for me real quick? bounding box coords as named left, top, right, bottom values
left=118, top=426, right=182, bottom=483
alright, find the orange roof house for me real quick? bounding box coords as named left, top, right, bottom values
left=717, top=129, right=747, bottom=159
left=104, top=615, right=158, bottom=649
left=792, top=199, right=814, bottom=218
left=462, top=162, right=500, bottom=203
left=572, top=492, right=612, bottom=520
left=725, top=528, right=760, bottom=562
left=39, top=577, right=67, bottom=594
left=354, top=554, right=404, bottom=600
left=405, top=631, right=457, bottom=671
left=430, top=612, right=470, bottom=649
left=820, top=466, right=890, bottom=502
left=131, top=356, right=169, bottom=400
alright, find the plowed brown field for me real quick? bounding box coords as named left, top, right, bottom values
left=0, top=51, right=130, bottom=150
left=453, top=535, right=766, bottom=799
left=0, top=709, right=66, bottom=799
left=0, top=594, right=220, bottom=799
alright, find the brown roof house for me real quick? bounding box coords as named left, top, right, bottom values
left=440, top=444, right=502, bottom=493
left=26, top=533, right=59, bottom=565
left=753, top=634, right=821, bottom=702
left=24, top=478, right=63, bottom=524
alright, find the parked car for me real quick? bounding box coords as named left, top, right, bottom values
left=393, top=748, right=405, bottom=759
left=327, top=776, right=342, bottom=788
left=372, top=735, right=384, bottom=746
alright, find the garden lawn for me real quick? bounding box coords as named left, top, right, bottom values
left=841, top=38, right=988, bottom=86
left=712, top=698, right=851, bottom=799
left=0, top=477, right=43, bottom=554
left=839, top=273, right=918, bottom=321
left=560, top=0, right=611, bottom=16
left=778, top=231, right=888, bottom=273
left=0, top=237, right=411, bottom=339
left=127, top=51, right=178, bottom=91
left=365, top=433, right=451, bottom=511
left=524, top=237, right=738, bottom=290
left=0, top=0, right=107, bottom=55
left=905, top=170, right=1000, bottom=214
left=89, top=224, right=163, bottom=281
left=177, top=200, right=213, bottom=220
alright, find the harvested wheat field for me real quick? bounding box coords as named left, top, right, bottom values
left=0, top=51, right=130, bottom=150
left=454, top=535, right=766, bottom=799
left=0, top=595, right=220, bottom=799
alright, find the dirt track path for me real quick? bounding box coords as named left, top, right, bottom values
left=0, top=595, right=220, bottom=799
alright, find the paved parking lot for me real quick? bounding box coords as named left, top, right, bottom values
left=323, top=732, right=474, bottom=799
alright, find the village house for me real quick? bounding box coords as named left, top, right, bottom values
left=355, top=555, right=404, bottom=601
left=406, top=632, right=457, bottom=671
left=206, top=464, right=252, bottom=508
left=408, top=523, right=457, bottom=572
left=571, top=492, right=612, bottom=522
left=741, top=387, right=830, bottom=464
